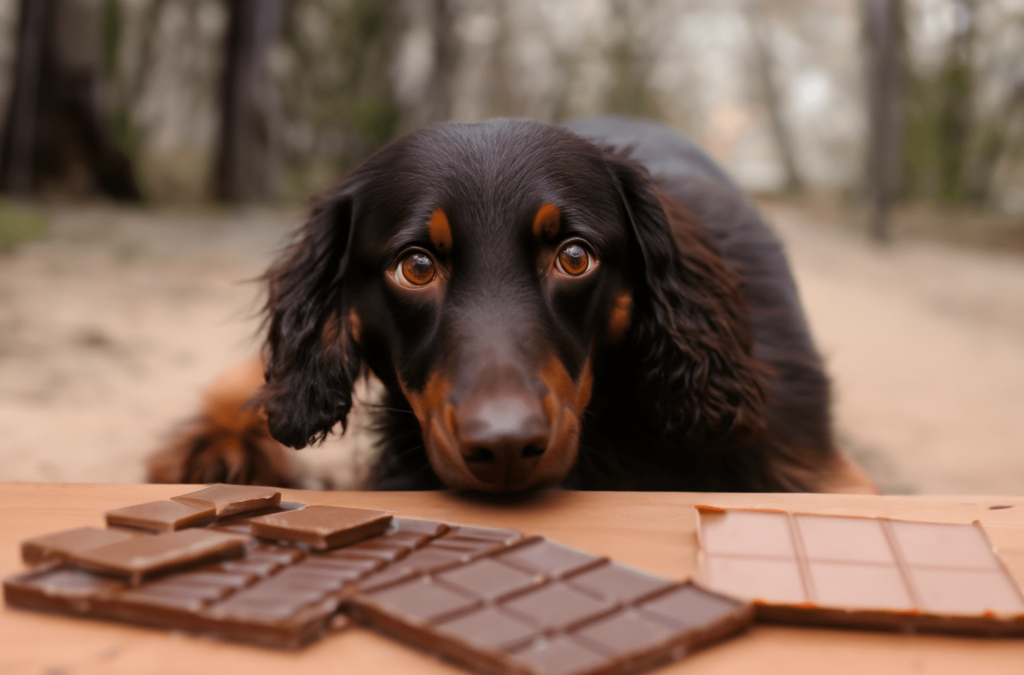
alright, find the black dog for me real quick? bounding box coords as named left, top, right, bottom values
left=150, top=117, right=873, bottom=494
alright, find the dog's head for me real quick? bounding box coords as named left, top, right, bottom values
left=260, top=120, right=766, bottom=492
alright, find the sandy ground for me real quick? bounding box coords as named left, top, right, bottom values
left=0, top=202, right=1021, bottom=495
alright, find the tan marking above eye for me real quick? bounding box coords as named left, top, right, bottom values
left=555, top=241, right=595, bottom=277
left=394, top=250, right=437, bottom=288
left=429, top=208, right=452, bottom=252
left=533, top=203, right=561, bottom=240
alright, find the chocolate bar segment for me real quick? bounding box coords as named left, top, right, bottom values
left=250, top=505, right=392, bottom=550
left=171, top=484, right=282, bottom=518
left=347, top=538, right=753, bottom=675
left=696, top=508, right=1024, bottom=635
left=105, top=500, right=216, bottom=533
left=22, top=527, right=137, bottom=566
left=72, top=529, right=248, bottom=584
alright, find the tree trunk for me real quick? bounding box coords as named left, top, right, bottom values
left=215, top=0, right=285, bottom=203
left=862, top=0, right=905, bottom=243
left=0, top=0, right=140, bottom=200
left=748, top=3, right=802, bottom=194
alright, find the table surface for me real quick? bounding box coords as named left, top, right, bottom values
left=1, top=483, right=1022, bottom=675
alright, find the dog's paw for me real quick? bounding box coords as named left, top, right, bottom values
left=147, top=418, right=301, bottom=487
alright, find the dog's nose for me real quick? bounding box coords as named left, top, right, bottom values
left=456, top=393, right=550, bottom=491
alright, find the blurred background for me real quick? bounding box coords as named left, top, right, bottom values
left=0, top=0, right=1021, bottom=494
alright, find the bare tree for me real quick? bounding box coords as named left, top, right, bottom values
left=748, top=2, right=803, bottom=194
left=862, top=0, right=905, bottom=243
left=214, top=0, right=284, bottom=202
left=0, top=0, right=140, bottom=199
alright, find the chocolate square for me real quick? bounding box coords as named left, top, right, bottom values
left=250, top=505, right=392, bottom=550
left=567, top=562, right=675, bottom=604
left=497, top=538, right=605, bottom=578
left=22, top=527, right=136, bottom=566
left=367, top=575, right=480, bottom=623
left=501, top=582, right=615, bottom=631
left=435, top=606, right=540, bottom=650
left=572, top=609, right=677, bottom=656
left=436, top=557, right=542, bottom=602
left=702, top=555, right=807, bottom=603
left=106, top=500, right=215, bottom=533
left=639, top=584, right=744, bottom=629
left=509, top=636, right=609, bottom=675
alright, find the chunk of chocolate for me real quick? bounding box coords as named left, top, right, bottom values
left=171, top=484, right=281, bottom=518
left=696, top=508, right=1024, bottom=635
left=72, top=529, right=248, bottom=584
left=22, top=527, right=137, bottom=566
left=106, top=500, right=215, bottom=533
left=347, top=539, right=753, bottom=675
left=250, top=505, right=392, bottom=550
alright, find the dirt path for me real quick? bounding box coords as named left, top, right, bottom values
left=1, top=203, right=1021, bottom=494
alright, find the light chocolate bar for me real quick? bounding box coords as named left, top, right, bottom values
left=695, top=507, right=1024, bottom=636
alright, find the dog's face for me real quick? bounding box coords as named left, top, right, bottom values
left=345, top=122, right=634, bottom=491
left=261, top=120, right=767, bottom=493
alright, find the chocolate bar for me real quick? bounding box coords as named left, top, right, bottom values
left=695, top=507, right=1024, bottom=636
left=3, top=485, right=517, bottom=649
left=7, top=485, right=757, bottom=671
left=346, top=536, right=754, bottom=675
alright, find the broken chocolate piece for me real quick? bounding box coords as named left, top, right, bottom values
left=22, top=527, right=136, bottom=566
left=106, top=500, right=215, bottom=533
left=73, top=529, right=248, bottom=584
left=250, top=505, right=392, bottom=550
left=171, top=484, right=282, bottom=518
left=696, top=508, right=1024, bottom=635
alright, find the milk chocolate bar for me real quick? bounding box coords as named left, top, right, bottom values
left=695, top=507, right=1024, bottom=636
left=346, top=536, right=754, bottom=675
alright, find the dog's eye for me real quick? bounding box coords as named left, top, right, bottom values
left=556, top=242, right=594, bottom=276
left=395, top=250, right=437, bottom=287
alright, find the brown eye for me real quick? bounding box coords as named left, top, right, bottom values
left=396, top=250, right=436, bottom=287
left=556, top=242, right=593, bottom=276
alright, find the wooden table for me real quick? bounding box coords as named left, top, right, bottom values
left=1, top=483, right=1022, bottom=674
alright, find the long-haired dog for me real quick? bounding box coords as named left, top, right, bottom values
left=149, top=117, right=874, bottom=494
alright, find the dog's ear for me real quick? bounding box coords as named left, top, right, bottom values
left=607, top=154, right=769, bottom=448
left=258, top=182, right=363, bottom=449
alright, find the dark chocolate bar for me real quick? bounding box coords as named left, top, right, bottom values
left=346, top=536, right=754, bottom=675
left=695, top=507, right=1024, bottom=636
left=3, top=485, right=503, bottom=649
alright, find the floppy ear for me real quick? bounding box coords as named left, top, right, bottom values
left=607, top=154, right=769, bottom=448
left=258, top=182, right=363, bottom=449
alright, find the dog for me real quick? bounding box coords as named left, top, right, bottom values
left=149, top=117, right=875, bottom=494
